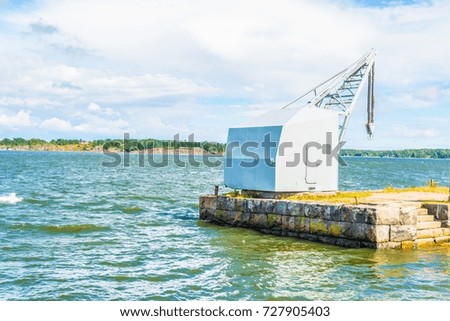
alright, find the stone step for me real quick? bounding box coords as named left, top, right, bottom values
left=417, top=215, right=435, bottom=222
left=417, top=228, right=447, bottom=239
left=417, top=221, right=441, bottom=230
left=435, top=236, right=450, bottom=244
left=414, top=238, right=436, bottom=247
left=415, top=208, right=429, bottom=215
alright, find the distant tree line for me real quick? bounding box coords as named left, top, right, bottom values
left=341, top=149, right=450, bottom=159
left=0, top=138, right=48, bottom=146
left=0, top=137, right=225, bottom=154
left=94, top=138, right=225, bottom=153
left=1, top=138, right=449, bottom=158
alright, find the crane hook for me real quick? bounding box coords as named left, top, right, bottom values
left=365, top=122, right=374, bottom=140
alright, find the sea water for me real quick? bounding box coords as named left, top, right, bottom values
left=0, top=151, right=449, bottom=300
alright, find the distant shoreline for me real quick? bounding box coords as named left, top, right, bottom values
left=0, top=146, right=223, bottom=156
left=1, top=146, right=449, bottom=160
left=1, top=138, right=448, bottom=158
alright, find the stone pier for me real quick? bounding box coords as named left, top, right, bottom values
left=199, top=195, right=450, bottom=249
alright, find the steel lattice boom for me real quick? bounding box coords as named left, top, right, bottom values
left=282, top=49, right=376, bottom=142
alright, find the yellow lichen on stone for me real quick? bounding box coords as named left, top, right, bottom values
left=383, top=186, right=448, bottom=194
left=310, top=220, right=327, bottom=234
left=280, top=186, right=450, bottom=205
left=328, top=224, right=342, bottom=237
left=401, top=241, right=414, bottom=249
left=285, top=191, right=373, bottom=204
left=414, top=239, right=436, bottom=248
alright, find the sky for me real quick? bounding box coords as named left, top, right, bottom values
left=0, top=0, right=449, bottom=149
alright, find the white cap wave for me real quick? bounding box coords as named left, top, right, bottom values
left=0, top=193, right=23, bottom=204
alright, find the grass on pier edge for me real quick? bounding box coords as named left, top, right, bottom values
left=225, top=186, right=450, bottom=205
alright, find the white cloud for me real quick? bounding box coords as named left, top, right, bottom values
left=39, top=117, right=72, bottom=131
left=87, top=102, right=101, bottom=112
left=387, top=93, right=433, bottom=109
left=415, top=86, right=440, bottom=101
left=0, top=96, right=60, bottom=108
left=28, top=18, right=59, bottom=34
left=1, top=62, right=216, bottom=106
left=385, top=85, right=448, bottom=109
left=0, top=0, right=449, bottom=147
left=392, top=126, right=440, bottom=138
left=38, top=103, right=131, bottom=135
left=72, top=117, right=130, bottom=136
left=0, top=110, right=33, bottom=129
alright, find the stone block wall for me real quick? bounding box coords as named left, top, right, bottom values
left=422, top=203, right=449, bottom=227
left=199, top=195, right=420, bottom=249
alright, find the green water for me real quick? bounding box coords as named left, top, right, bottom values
left=0, top=151, right=449, bottom=300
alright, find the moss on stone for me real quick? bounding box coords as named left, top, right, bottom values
left=328, top=223, right=342, bottom=237
left=267, top=214, right=278, bottom=227
left=310, top=220, right=327, bottom=234
left=215, top=210, right=227, bottom=220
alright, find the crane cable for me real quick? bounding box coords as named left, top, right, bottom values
left=366, top=63, right=375, bottom=139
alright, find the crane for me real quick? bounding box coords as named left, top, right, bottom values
left=281, top=49, right=376, bottom=142
left=224, top=49, right=377, bottom=192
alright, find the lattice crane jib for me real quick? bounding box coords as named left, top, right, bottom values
left=282, top=49, right=376, bottom=142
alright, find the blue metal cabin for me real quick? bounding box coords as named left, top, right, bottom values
left=225, top=125, right=282, bottom=191
left=224, top=107, right=340, bottom=192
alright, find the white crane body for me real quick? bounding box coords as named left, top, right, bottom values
left=224, top=50, right=376, bottom=192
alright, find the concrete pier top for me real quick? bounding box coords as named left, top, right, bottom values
left=199, top=190, right=450, bottom=249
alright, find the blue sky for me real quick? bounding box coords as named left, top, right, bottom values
left=0, top=0, right=449, bottom=149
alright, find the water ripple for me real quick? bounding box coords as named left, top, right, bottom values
left=0, top=151, right=449, bottom=300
